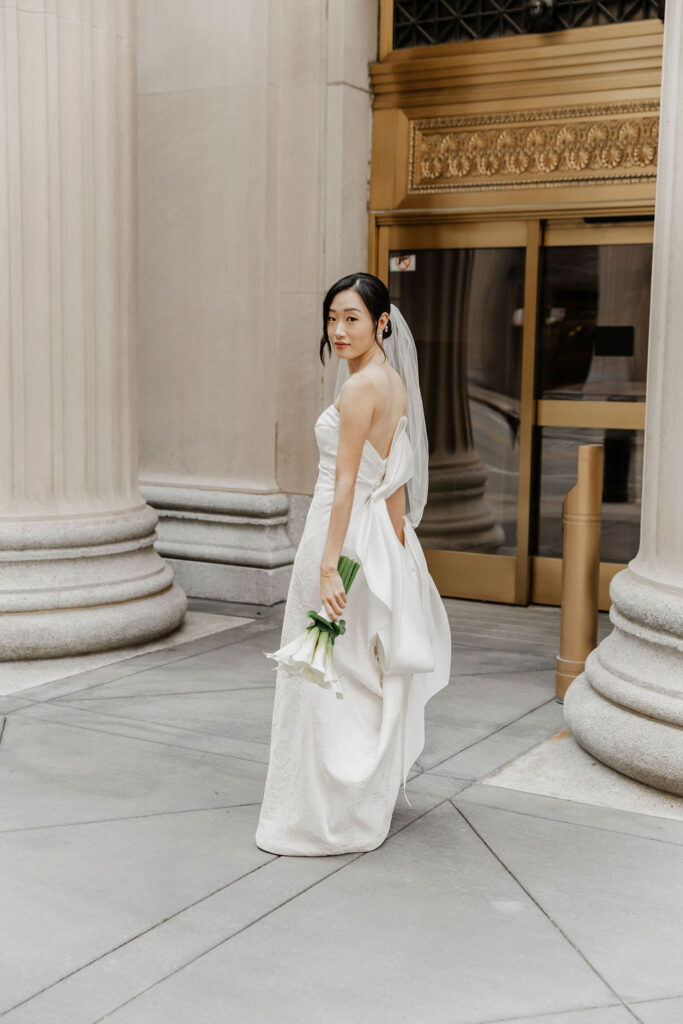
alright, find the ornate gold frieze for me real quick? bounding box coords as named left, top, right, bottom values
left=408, top=102, right=659, bottom=193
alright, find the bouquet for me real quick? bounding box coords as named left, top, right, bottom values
left=263, top=555, right=360, bottom=699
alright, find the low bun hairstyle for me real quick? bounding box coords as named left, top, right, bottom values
left=319, top=272, right=392, bottom=365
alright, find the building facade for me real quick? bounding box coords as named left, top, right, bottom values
left=371, top=0, right=664, bottom=610
left=3, top=0, right=683, bottom=794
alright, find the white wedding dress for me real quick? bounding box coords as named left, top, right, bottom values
left=255, top=402, right=452, bottom=856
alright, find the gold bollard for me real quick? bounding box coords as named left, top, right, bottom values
left=555, top=444, right=604, bottom=701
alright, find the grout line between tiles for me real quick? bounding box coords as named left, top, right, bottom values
left=58, top=683, right=276, bottom=703
left=443, top=1000, right=627, bottom=1024
left=90, top=797, right=455, bottom=1023
left=0, top=853, right=278, bottom=1020
left=627, top=994, right=683, bottom=1007
left=453, top=790, right=683, bottom=848
left=451, top=800, right=645, bottom=1024
left=0, top=801, right=263, bottom=837
left=10, top=620, right=280, bottom=703
left=8, top=711, right=269, bottom=768
left=14, top=700, right=271, bottom=749
left=449, top=663, right=557, bottom=677
left=423, top=697, right=560, bottom=774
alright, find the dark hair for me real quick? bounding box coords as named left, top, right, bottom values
left=319, top=272, right=393, bottom=365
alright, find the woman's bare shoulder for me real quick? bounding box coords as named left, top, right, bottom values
left=334, top=365, right=406, bottom=418
left=334, top=371, right=375, bottom=409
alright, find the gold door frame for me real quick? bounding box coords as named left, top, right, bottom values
left=372, top=216, right=652, bottom=608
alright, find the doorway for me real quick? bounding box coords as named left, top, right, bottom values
left=379, top=217, right=652, bottom=608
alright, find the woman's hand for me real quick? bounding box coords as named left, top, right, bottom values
left=320, top=565, right=346, bottom=622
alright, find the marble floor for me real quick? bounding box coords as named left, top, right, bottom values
left=0, top=597, right=681, bottom=1024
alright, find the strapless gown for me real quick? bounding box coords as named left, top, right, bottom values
left=255, top=403, right=452, bottom=856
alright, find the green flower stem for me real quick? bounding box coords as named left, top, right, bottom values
left=308, top=555, right=360, bottom=644
left=337, top=555, right=360, bottom=592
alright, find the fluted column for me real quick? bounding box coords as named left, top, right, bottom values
left=563, top=1, right=683, bottom=794
left=0, top=0, right=186, bottom=658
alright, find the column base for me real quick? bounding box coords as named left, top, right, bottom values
left=0, top=504, right=187, bottom=660
left=564, top=673, right=683, bottom=796
left=165, top=558, right=292, bottom=606
left=563, top=566, right=683, bottom=797
left=0, top=583, right=187, bottom=662
left=141, top=484, right=296, bottom=605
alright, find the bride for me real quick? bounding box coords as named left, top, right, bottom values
left=255, top=272, right=452, bottom=856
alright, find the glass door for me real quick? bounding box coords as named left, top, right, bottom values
left=382, top=220, right=539, bottom=603
left=377, top=217, right=653, bottom=608
left=530, top=219, right=652, bottom=610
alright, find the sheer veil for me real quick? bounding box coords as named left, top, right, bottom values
left=333, top=302, right=429, bottom=528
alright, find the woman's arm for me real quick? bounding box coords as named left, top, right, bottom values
left=320, top=377, right=375, bottom=621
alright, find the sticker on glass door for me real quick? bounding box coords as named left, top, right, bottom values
left=389, top=254, right=416, bottom=272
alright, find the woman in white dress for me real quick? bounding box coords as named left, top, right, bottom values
left=255, top=273, right=451, bottom=856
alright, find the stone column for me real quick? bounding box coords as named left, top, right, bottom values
left=135, top=0, right=378, bottom=602
left=0, top=0, right=186, bottom=659
left=563, top=1, right=683, bottom=795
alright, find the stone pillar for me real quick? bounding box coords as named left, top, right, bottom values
left=135, top=0, right=378, bottom=602
left=563, top=1, right=683, bottom=795
left=0, top=0, right=186, bottom=659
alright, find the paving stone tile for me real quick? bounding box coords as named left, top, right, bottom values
left=16, top=688, right=273, bottom=765
left=55, top=628, right=283, bottom=702
left=443, top=602, right=610, bottom=663
left=449, top=645, right=556, bottom=676
left=0, top=788, right=462, bottom=1023
left=96, top=802, right=613, bottom=1024
left=0, top=696, right=35, bottom=714
left=0, top=612, right=254, bottom=697
left=53, top=680, right=273, bottom=748
left=10, top=617, right=277, bottom=703
left=0, top=594, right=666, bottom=1024
left=427, top=700, right=566, bottom=779
left=0, top=805, right=272, bottom=1014
left=485, top=1008, right=635, bottom=1024
left=416, top=669, right=558, bottom=771
left=400, top=772, right=473, bottom=804
left=0, top=831, right=354, bottom=1024
left=629, top=996, right=683, bottom=1023
left=0, top=711, right=265, bottom=831
left=481, top=727, right=683, bottom=823
left=455, top=783, right=683, bottom=848
left=456, top=800, right=683, bottom=1003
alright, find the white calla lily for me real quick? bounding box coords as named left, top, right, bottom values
left=263, top=556, right=360, bottom=700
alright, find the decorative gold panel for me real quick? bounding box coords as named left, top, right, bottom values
left=408, top=101, right=659, bottom=194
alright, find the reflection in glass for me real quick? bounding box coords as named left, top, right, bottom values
left=389, top=247, right=525, bottom=554
left=538, top=244, right=651, bottom=401
left=533, top=426, right=643, bottom=563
